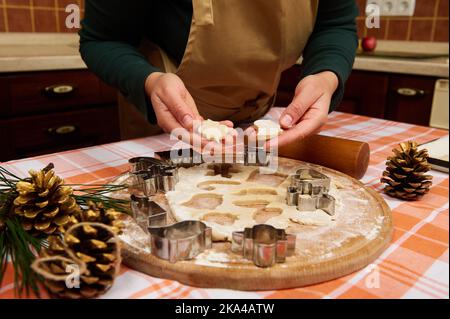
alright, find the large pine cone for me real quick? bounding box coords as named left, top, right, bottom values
left=381, top=141, right=433, bottom=200
left=13, top=165, right=80, bottom=236
left=33, top=222, right=121, bottom=299
left=37, top=202, right=124, bottom=299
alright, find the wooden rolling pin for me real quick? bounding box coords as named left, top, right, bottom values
left=278, top=135, right=370, bottom=180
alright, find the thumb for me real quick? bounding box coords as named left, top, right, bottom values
left=162, top=89, right=196, bottom=130
left=280, top=86, right=322, bottom=129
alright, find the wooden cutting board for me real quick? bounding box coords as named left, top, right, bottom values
left=115, top=158, right=392, bottom=291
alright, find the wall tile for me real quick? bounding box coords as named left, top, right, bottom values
left=358, top=0, right=448, bottom=42
left=437, top=0, right=449, bottom=17
left=0, top=0, right=447, bottom=44
left=387, top=19, right=410, bottom=40
left=434, top=18, right=449, bottom=41
left=409, top=19, right=434, bottom=41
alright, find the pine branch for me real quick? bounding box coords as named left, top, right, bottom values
left=0, top=218, right=43, bottom=297
left=71, top=184, right=131, bottom=214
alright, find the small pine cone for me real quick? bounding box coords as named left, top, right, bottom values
left=34, top=222, right=121, bottom=299
left=381, top=141, right=433, bottom=201
left=43, top=201, right=124, bottom=262
left=13, top=165, right=80, bottom=236
left=74, top=201, right=124, bottom=235
left=31, top=256, right=88, bottom=299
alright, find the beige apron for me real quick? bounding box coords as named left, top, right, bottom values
left=119, top=0, right=318, bottom=140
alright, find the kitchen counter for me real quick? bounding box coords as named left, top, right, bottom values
left=0, top=33, right=86, bottom=72
left=0, top=33, right=449, bottom=77
left=353, top=40, right=449, bottom=78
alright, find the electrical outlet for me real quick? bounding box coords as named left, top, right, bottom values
left=396, top=0, right=416, bottom=16
left=366, top=0, right=415, bottom=16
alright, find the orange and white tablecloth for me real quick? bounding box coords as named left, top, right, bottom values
left=1, top=108, right=448, bottom=299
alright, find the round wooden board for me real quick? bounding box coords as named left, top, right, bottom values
left=116, top=158, right=393, bottom=291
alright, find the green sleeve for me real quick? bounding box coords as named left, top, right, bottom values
left=79, top=0, right=158, bottom=123
left=301, top=0, right=359, bottom=111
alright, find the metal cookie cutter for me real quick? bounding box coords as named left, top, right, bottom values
left=130, top=195, right=167, bottom=230
left=129, top=157, right=179, bottom=195
left=231, top=225, right=296, bottom=268
left=148, top=220, right=212, bottom=263
left=156, top=149, right=203, bottom=168
left=286, top=168, right=336, bottom=216
left=131, top=195, right=212, bottom=262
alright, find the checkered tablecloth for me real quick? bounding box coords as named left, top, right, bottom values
left=1, top=108, right=448, bottom=299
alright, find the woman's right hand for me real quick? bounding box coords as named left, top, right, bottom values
left=145, top=72, right=202, bottom=133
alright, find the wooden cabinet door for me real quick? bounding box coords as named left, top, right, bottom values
left=338, top=71, right=389, bottom=119
left=386, top=75, right=436, bottom=126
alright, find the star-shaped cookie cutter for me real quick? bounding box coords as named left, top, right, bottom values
left=286, top=168, right=336, bottom=216
left=231, top=224, right=296, bottom=268
left=129, top=157, right=179, bottom=195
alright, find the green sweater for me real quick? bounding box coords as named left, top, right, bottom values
left=79, top=0, right=359, bottom=123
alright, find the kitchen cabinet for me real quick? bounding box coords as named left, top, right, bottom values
left=275, top=65, right=441, bottom=126
left=0, top=70, right=120, bottom=162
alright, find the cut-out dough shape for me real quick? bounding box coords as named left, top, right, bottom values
left=197, top=180, right=241, bottom=191
left=232, top=199, right=270, bottom=208
left=206, top=164, right=241, bottom=179
left=254, top=120, right=283, bottom=140
left=253, top=207, right=283, bottom=224
left=233, top=188, right=278, bottom=196
left=197, top=119, right=229, bottom=143
left=246, top=169, right=288, bottom=187
left=202, top=213, right=239, bottom=226
left=182, top=193, right=223, bottom=210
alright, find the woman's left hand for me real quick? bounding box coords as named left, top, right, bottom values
left=267, top=71, right=339, bottom=149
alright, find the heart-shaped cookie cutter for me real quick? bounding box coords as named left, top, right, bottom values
left=232, top=224, right=296, bottom=268
left=286, top=168, right=336, bottom=216
left=148, top=220, right=212, bottom=263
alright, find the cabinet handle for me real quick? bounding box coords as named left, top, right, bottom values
left=44, top=84, right=76, bottom=97
left=47, top=125, right=77, bottom=136
left=396, top=88, right=426, bottom=97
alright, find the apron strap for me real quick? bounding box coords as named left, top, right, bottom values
left=193, top=0, right=214, bottom=26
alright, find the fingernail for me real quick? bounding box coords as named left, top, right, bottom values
left=182, top=115, right=193, bottom=128
left=281, top=115, right=293, bottom=128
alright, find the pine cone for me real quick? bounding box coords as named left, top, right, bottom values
left=34, top=222, right=121, bottom=299
left=38, top=202, right=124, bottom=299
left=72, top=201, right=124, bottom=234
left=13, top=164, right=80, bottom=236
left=381, top=141, right=433, bottom=200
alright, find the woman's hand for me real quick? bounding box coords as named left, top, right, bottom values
left=268, top=71, right=338, bottom=149
left=146, top=72, right=234, bottom=148
left=145, top=72, right=202, bottom=133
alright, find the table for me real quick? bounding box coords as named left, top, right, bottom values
left=1, top=109, right=448, bottom=299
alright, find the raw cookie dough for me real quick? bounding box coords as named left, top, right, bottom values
left=197, top=119, right=230, bottom=143
left=166, top=164, right=334, bottom=241
left=254, top=120, right=283, bottom=140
